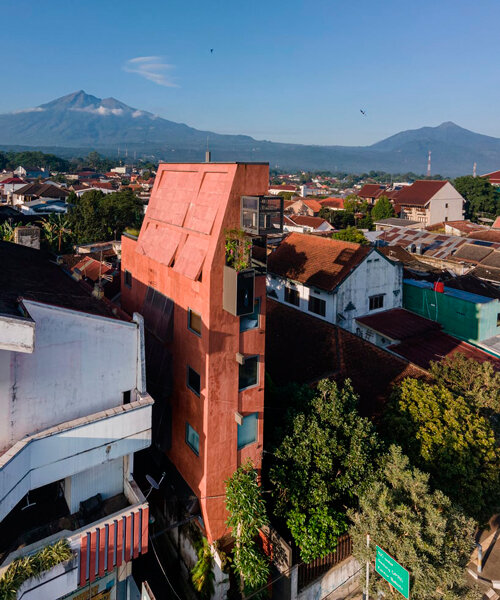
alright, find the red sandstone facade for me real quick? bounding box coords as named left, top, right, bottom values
left=121, top=162, right=267, bottom=542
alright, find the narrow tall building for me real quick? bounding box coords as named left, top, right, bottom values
left=121, top=162, right=272, bottom=542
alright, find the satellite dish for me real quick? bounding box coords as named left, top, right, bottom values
left=146, top=475, right=160, bottom=490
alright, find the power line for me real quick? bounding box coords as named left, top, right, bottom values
left=148, top=534, right=183, bottom=600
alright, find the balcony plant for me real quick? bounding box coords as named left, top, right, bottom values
left=0, top=539, right=72, bottom=600
left=225, top=228, right=252, bottom=272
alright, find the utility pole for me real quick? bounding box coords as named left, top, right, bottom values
left=427, top=151, right=432, bottom=178
left=364, top=534, right=370, bottom=600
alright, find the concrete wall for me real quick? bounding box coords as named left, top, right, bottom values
left=294, top=557, right=360, bottom=600
left=0, top=300, right=140, bottom=448
left=429, top=182, right=465, bottom=224
left=267, top=249, right=403, bottom=333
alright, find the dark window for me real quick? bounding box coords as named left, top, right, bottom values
left=284, top=286, right=300, bottom=306
left=239, top=356, right=259, bottom=391
left=124, top=270, right=132, bottom=288
left=187, top=366, right=201, bottom=396
left=240, top=298, right=260, bottom=332
left=188, top=309, right=202, bottom=336
left=237, top=413, right=258, bottom=449
left=369, top=294, right=384, bottom=310
left=185, top=423, right=199, bottom=455
left=445, top=203, right=448, bottom=208
left=497, top=313, right=500, bottom=326
left=308, top=295, right=326, bottom=317
left=123, top=390, right=131, bottom=404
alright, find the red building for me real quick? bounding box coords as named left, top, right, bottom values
left=121, top=162, right=271, bottom=542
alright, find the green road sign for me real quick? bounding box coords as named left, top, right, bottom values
left=375, top=545, right=410, bottom=599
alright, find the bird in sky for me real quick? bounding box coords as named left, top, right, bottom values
left=360, top=109, right=366, bottom=115
left=210, top=48, right=214, bottom=54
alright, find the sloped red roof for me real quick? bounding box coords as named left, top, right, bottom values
left=467, top=229, right=500, bottom=243
left=303, top=198, right=322, bottom=212
left=356, top=308, right=441, bottom=341
left=394, top=180, right=448, bottom=207
left=358, top=184, right=387, bottom=198
left=388, top=330, right=500, bottom=371
left=320, top=197, right=345, bottom=209
left=269, top=184, right=297, bottom=192
left=267, top=232, right=370, bottom=291
left=265, top=299, right=429, bottom=415
left=73, top=257, right=113, bottom=282
left=289, top=215, right=331, bottom=229
left=493, top=216, right=500, bottom=229
left=481, top=170, right=500, bottom=184
left=0, top=177, right=25, bottom=184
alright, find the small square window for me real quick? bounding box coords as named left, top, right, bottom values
left=497, top=313, right=500, bottom=327
left=237, top=412, right=258, bottom=449
left=186, top=423, right=199, bottom=455
left=188, top=309, right=202, bottom=336
left=284, top=286, right=300, bottom=306
left=239, top=356, right=259, bottom=391
left=308, top=295, right=326, bottom=317
left=240, top=298, right=260, bottom=332
left=187, top=366, right=201, bottom=396
left=369, top=295, right=384, bottom=310
left=124, top=270, right=132, bottom=288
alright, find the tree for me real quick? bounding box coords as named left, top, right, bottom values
left=349, top=446, right=480, bottom=600
left=384, top=378, right=500, bottom=520
left=67, top=189, right=144, bottom=244
left=0, top=221, right=23, bottom=242
left=38, top=214, right=73, bottom=252
left=269, top=380, right=381, bottom=562
left=371, top=195, right=395, bottom=221
left=343, top=195, right=363, bottom=213
left=454, top=175, right=500, bottom=218
left=430, top=353, right=500, bottom=414
left=225, top=460, right=270, bottom=594
left=332, top=226, right=368, bottom=245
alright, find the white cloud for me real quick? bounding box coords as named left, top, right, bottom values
left=14, top=107, right=45, bottom=114
left=71, top=106, right=125, bottom=116
left=123, top=56, right=178, bottom=88
left=132, top=110, right=146, bottom=118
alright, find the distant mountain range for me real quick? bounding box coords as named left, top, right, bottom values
left=0, top=90, right=498, bottom=176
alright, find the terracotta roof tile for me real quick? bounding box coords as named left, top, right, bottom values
left=289, top=215, right=331, bottom=229
left=267, top=232, right=370, bottom=291
left=356, top=308, right=440, bottom=341
left=395, top=180, right=448, bottom=207
left=319, top=197, right=345, bottom=209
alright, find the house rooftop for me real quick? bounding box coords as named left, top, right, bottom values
left=356, top=308, right=440, bottom=341
left=374, top=217, right=419, bottom=227
left=0, top=241, right=120, bottom=319
left=267, top=232, right=370, bottom=291
left=404, top=278, right=495, bottom=304
left=388, top=330, right=500, bottom=370
left=265, top=299, right=428, bottom=415
left=393, top=180, right=448, bottom=207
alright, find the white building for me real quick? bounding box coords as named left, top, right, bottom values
left=266, top=232, right=403, bottom=332
left=395, top=180, right=465, bottom=225
left=0, top=242, right=153, bottom=600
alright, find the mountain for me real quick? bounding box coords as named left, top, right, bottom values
left=0, top=91, right=499, bottom=176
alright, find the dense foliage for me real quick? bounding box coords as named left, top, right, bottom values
left=0, top=150, right=70, bottom=172
left=349, top=446, right=480, bottom=600
left=0, top=539, right=72, bottom=600
left=384, top=378, right=500, bottom=520
left=269, top=380, right=380, bottom=562
left=430, top=353, right=500, bottom=414
left=67, top=188, right=144, bottom=244
left=332, top=226, right=368, bottom=245
left=454, top=175, right=500, bottom=218
left=225, top=460, right=270, bottom=594
left=371, top=195, right=395, bottom=221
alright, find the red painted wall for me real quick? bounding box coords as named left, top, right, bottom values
left=121, top=163, right=268, bottom=541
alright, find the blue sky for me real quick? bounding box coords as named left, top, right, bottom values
left=1, top=0, right=499, bottom=145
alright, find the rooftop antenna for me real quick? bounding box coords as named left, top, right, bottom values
left=427, top=151, right=432, bottom=177
left=473, top=162, right=477, bottom=178
left=118, top=147, right=120, bottom=159
left=125, top=147, right=128, bottom=159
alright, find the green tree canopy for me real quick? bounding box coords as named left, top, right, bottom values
left=67, top=188, right=144, bottom=244
left=349, top=445, right=480, bottom=600
left=332, top=226, right=368, bottom=245
left=371, top=195, right=395, bottom=221
left=269, top=379, right=381, bottom=562
left=225, top=460, right=269, bottom=595
left=454, top=175, right=500, bottom=218
left=384, top=378, right=500, bottom=520
left=430, top=353, right=500, bottom=414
